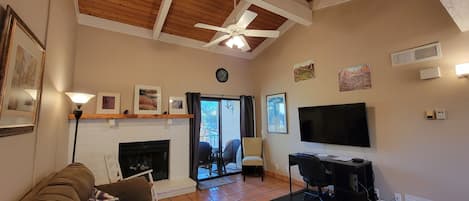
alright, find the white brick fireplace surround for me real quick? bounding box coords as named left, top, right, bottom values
left=68, top=118, right=196, bottom=199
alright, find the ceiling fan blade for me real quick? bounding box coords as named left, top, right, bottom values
left=236, top=10, right=258, bottom=28
left=239, top=35, right=251, bottom=52
left=203, top=34, right=231, bottom=48
left=194, top=23, right=230, bottom=34
left=243, top=30, right=280, bottom=38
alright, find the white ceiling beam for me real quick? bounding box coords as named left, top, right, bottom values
left=312, top=0, right=351, bottom=10
left=210, top=0, right=252, bottom=42
left=153, top=0, right=173, bottom=39
left=440, top=0, right=469, bottom=32
left=73, top=0, right=80, bottom=22
left=245, top=0, right=312, bottom=26
left=159, top=33, right=253, bottom=59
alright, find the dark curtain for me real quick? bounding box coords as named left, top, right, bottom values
left=186, top=92, right=201, bottom=181
left=240, top=96, right=255, bottom=138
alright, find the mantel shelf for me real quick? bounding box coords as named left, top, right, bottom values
left=68, top=114, right=194, bottom=120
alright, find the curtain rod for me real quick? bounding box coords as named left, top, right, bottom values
left=201, top=93, right=255, bottom=99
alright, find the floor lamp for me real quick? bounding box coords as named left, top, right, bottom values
left=66, top=92, right=95, bottom=163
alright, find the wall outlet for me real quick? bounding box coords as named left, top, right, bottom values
left=274, top=163, right=279, bottom=170
left=394, top=193, right=402, bottom=201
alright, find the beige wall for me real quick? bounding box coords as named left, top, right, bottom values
left=0, top=0, right=76, bottom=200
left=251, top=0, right=469, bottom=200
left=73, top=25, right=254, bottom=114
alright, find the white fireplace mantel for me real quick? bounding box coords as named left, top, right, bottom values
left=68, top=118, right=196, bottom=198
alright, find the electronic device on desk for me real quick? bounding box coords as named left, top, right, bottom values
left=298, top=102, right=371, bottom=147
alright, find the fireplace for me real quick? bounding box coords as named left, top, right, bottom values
left=119, top=140, right=169, bottom=181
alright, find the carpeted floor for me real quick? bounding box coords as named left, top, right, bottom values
left=198, top=176, right=236, bottom=190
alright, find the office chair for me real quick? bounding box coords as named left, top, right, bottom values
left=198, top=142, right=213, bottom=176
left=296, top=154, right=333, bottom=201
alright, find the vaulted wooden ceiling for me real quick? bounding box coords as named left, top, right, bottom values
left=75, top=0, right=317, bottom=59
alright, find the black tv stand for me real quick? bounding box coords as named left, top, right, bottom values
left=289, top=153, right=376, bottom=201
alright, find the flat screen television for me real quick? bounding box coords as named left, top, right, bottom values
left=298, top=103, right=370, bottom=147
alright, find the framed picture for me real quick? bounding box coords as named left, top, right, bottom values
left=169, top=96, right=186, bottom=114
left=293, top=60, right=315, bottom=82
left=338, top=64, right=372, bottom=92
left=96, top=92, right=120, bottom=114
left=0, top=6, right=46, bottom=137
left=134, top=85, right=161, bottom=114
left=266, top=93, right=288, bottom=134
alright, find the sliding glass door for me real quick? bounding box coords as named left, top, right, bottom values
left=199, top=98, right=242, bottom=180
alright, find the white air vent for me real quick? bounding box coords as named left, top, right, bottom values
left=391, top=42, right=442, bottom=66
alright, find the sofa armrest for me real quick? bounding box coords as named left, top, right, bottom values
left=96, top=177, right=152, bottom=201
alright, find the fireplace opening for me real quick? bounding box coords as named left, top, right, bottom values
left=119, top=140, right=169, bottom=181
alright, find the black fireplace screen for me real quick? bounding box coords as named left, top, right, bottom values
left=119, top=140, right=169, bottom=181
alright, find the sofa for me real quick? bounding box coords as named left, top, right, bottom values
left=19, top=163, right=153, bottom=201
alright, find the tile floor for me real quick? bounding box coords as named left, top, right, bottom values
left=160, top=175, right=303, bottom=201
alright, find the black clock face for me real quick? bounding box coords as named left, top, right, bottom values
left=216, top=68, right=229, bottom=83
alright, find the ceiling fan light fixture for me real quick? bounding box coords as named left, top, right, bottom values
left=226, top=36, right=245, bottom=49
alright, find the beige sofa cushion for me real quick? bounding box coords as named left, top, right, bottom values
left=19, top=173, right=57, bottom=201
left=48, top=163, right=95, bottom=201
left=35, top=185, right=80, bottom=201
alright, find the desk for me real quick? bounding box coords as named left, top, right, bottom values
left=289, top=153, right=376, bottom=201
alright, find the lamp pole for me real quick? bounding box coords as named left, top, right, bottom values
left=72, top=105, right=83, bottom=163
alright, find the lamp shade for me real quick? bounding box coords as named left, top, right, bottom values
left=456, top=63, right=469, bottom=77
left=65, top=92, right=95, bottom=104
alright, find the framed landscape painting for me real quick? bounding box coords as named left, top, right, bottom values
left=134, top=85, right=161, bottom=114
left=338, top=64, right=372, bottom=92
left=0, top=6, right=46, bottom=137
left=266, top=93, right=288, bottom=134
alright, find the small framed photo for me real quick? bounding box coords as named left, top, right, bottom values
left=169, top=96, right=186, bottom=114
left=134, top=85, right=161, bottom=114
left=96, top=93, right=120, bottom=114
left=266, top=93, right=288, bottom=134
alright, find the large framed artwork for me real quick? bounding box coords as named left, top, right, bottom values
left=266, top=93, right=288, bottom=134
left=134, top=85, right=162, bottom=114
left=0, top=6, right=46, bottom=137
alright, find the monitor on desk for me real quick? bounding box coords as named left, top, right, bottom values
left=298, top=103, right=371, bottom=147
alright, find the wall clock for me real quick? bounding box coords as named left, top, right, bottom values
left=216, top=68, right=229, bottom=83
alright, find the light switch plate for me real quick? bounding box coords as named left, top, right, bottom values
left=435, top=109, right=446, bottom=120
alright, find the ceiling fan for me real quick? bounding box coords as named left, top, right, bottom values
left=194, top=1, right=280, bottom=52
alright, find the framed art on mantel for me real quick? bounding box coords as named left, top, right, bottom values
left=169, top=96, right=186, bottom=114
left=0, top=6, right=46, bottom=137
left=266, top=93, right=288, bottom=134
left=134, top=85, right=162, bottom=114
left=96, top=92, right=120, bottom=114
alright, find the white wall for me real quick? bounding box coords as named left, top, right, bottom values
left=250, top=0, right=469, bottom=200
left=0, top=1, right=76, bottom=200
